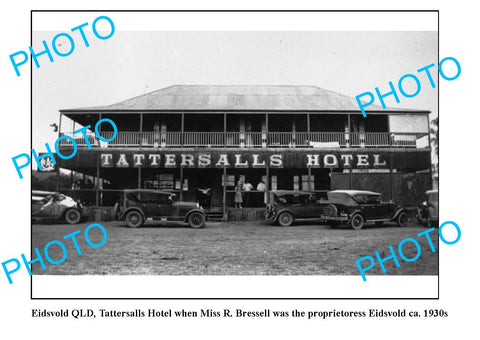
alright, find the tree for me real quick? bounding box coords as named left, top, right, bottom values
left=32, top=171, right=72, bottom=191
left=430, top=117, right=439, bottom=184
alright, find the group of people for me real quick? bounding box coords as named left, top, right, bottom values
left=234, top=179, right=266, bottom=208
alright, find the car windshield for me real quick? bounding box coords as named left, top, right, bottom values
left=326, top=192, right=357, bottom=205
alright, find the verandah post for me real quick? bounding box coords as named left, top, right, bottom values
left=223, top=166, right=227, bottom=221
left=95, top=113, right=101, bottom=207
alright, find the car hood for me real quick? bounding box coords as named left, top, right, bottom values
left=172, top=201, right=200, bottom=209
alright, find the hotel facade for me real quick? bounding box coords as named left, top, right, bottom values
left=53, top=85, right=433, bottom=220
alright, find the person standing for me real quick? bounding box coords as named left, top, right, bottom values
left=256, top=179, right=267, bottom=206
left=243, top=181, right=253, bottom=207
left=234, top=180, right=243, bottom=208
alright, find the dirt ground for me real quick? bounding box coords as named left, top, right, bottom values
left=31, top=219, right=438, bottom=277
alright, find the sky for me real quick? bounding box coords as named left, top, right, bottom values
left=32, top=30, right=438, bottom=150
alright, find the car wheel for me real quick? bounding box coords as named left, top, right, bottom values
left=350, top=214, right=364, bottom=230
left=375, top=221, right=384, bottom=227
left=188, top=212, right=206, bottom=228
left=277, top=212, right=294, bottom=227
left=397, top=212, right=408, bottom=227
left=64, top=209, right=81, bottom=224
left=125, top=210, right=144, bottom=228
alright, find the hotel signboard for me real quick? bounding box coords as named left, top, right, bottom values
left=53, top=150, right=431, bottom=170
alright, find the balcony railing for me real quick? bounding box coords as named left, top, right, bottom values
left=58, top=131, right=430, bottom=149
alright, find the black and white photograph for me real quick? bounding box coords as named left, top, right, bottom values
left=28, top=12, right=440, bottom=298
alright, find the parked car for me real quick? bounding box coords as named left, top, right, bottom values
left=113, top=189, right=206, bottom=228
left=264, top=190, right=328, bottom=226
left=321, top=190, right=408, bottom=230
left=417, top=189, right=439, bottom=228
left=32, top=190, right=84, bottom=224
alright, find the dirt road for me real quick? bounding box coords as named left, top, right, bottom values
left=31, top=220, right=438, bottom=276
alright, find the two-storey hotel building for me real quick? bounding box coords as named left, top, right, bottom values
left=54, top=85, right=433, bottom=220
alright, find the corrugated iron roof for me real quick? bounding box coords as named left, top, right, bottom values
left=61, top=85, right=429, bottom=114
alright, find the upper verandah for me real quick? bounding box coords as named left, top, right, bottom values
left=57, top=85, right=431, bottom=149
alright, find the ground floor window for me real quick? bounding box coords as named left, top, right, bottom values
left=293, top=175, right=314, bottom=191
left=224, top=169, right=267, bottom=208
left=269, top=168, right=331, bottom=193
left=143, top=172, right=176, bottom=190
left=141, top=169, right=182, bottom=192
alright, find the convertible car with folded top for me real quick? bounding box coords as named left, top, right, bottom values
left=32, top=190, right=85, bottom=224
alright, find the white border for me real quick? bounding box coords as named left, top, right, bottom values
left=33, top=11, right=438, bottom=31
left=30, top=10, right=439, bottom=300
left=33, top=275, right=438, bottom=299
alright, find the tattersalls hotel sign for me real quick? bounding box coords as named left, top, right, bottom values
left=99, top=152, right=388, bottom=169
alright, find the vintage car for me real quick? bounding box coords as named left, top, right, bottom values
left=264, top=190, right=328, bottom=226
left=417, top=189, right=439, bottom=228
left=321, top=190, right=408, bottom=230
left=113, top=189, right=206, bottom=228
left=32, top=190, right=84, bottom=224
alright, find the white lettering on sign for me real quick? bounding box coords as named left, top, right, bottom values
left=97, top=153, right=384, bottom=169
left=357, top=155, right=370, bottom=167
left=164, top=154, right=176, bottom=167
left=215, top=154, right=230, bottom=167
left=133, top=154, right=145, bottom=166
left=340, top=155, right=354, bottom=167
left=373, top=154, right=387, bottom=167
left=252, top=154, right=266, bottom=167
left=149, top=154, right=161, bottom=166
left=306, top=154, right=320, bottom=167
left=116, top=154, right=129, bottom=167
left=323, top=154, right=338, bottom=167
left=198, top=154, right=211, bottom=167
left=234, top=154, right=249, bottom=168
left=100, top=154, right=113, bottom=166
left=269, top=155, right=283, bottom=167
left=181, top=154, right=195, bottom=167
